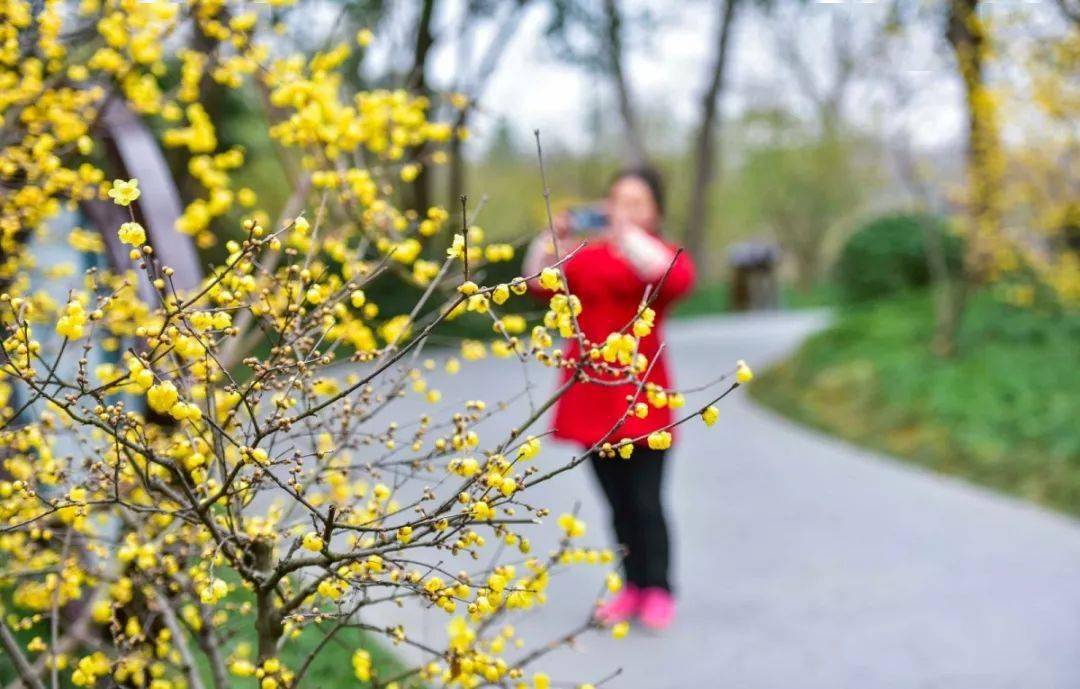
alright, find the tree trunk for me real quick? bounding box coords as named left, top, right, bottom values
left=448, top=133, right=465, bottom=212
left=407, top=0, right=437, bottom=212
left=920, top=212, right=964, bottom=357
left=684, top=0, right=739, bottom=283
left=931, top=270, right=967, bottom=358
left=942, top=0, right=997, bottom=354
left=446, top=2, right=530, bottom=212
left=948, top=0, right=998, bottom=274
left=890, top=97, right=965, bottom=357
left=1053, top=0, right=1080, bottom=26
left=602, top=0, right=646, bottom=164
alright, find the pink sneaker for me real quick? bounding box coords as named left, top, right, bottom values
left=594, top=585, right=642, bottom=625
left=637, top=587, right=675, bottom=630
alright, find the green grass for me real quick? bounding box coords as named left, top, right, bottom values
left=212, top=620, right=412, bottom=689
left=672, top=281, right=731, bottom=318
left=673, top=281, right=838, bottom=318
left=751, top=290, right=1080, bottom=515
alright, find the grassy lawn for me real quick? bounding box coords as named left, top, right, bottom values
left=216, top=623, right=412, bottom=689
left=672, top=280, right=838, bottom=318
left=751, top=290, right=1080, bottom=516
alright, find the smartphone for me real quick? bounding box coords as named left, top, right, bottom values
left=568, top=205, right=608, bottom=234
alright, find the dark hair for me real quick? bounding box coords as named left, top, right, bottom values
left=609, top=165, right=666, bottom=217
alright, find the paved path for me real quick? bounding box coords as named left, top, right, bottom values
left=31, top=230, right=1080, bottom=686
left=370, top=310, right=1080, bottom=688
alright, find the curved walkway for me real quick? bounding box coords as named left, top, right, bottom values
left=375, top=311, right=1080, bottom=688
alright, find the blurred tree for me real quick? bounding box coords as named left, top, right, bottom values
left=880, top=0, right=1000, bottom=355
left=730, top=111, right=869, bottom=290
left=600, top=0, right=646, bottom=164
left=684, top=0, right=742, bottom=282
left=946, top=0, right=1001, bottom=280
left=1054, top=0, right=1080, bottom=25
left=544, top=0, right=662, bottom=164
left=860, top=3, right=970, bottom=356
left=445, top=0, right=534, bottom=210
left=880, top=0, right=1076, bottom=356
left=772, top=6, right=866, bottom=140
left=405, top=0, right=439, bottom=212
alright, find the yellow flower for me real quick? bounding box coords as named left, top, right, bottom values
left=701, top=405, right=719, bottom=427
left=229, top=659, right=255, bottom=677
left=533, top=673, right=550, bottom=689
left=557, top=513, right=585, bottom=538
left=301, top=532, right=324, bottom=552
left=118, top=221, right=146, bottom=246
left=352, top=649, right=372, bottom=681
left=400, top=163, right=420, bottom=182
left=492, top=283, right=510, bottom=305
left=647, top=431, right=672, bottom=450
left=736, top=359, right=753, bottom=384
left=538, top=267, right=561, bottom=291
left=355, top=28, right=374, bottom=47
left=305, top=285, right=325, bottom=304
left=56, top=300, right=88, bottom=339
left=516, top=436, right=541, bottom=460
left=470, top=501, right=493, bottom=521
left=450, top=92, right=470, bottom=110
left=605, top=572, right=622, bottom=593
left=611, top=621, right=629, bottom=639
left=198, top=578, right=228, bottom=604
left=447, top=233, right=465, bottom=259
left=108, top=178, right=141, bottom=206
left=147, top=381, right=179, bottom=414
left=617, top=443, right=634, bottom=459
left=458, top=280, right=479, bottom=295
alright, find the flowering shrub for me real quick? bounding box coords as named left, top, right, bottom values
left=0, top=3, right=745, bottom=688
left=947, top=9, right=1078, bottom=308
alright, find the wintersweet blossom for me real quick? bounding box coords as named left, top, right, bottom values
left=702, top=405, right=720, bottom=427
left=0, top=7, right=750, bottom=687
left=107, top=178, right=141, bottom=206
left=647, top=431, right=673, bottom=450
left=117, top=221, right=146, bottom=246
left=736, top=359, right=754, bottom=384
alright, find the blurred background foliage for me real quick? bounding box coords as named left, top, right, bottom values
left=21, top=0, right=1072, bottom=512
left=139, top=0, right=1074, bottom=513
left=835, top=214, right=965, bottom=304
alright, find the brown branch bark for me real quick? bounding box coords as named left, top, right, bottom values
left=601, top=0, right=645, bottom=164
left=684, top=0, right=740, bottom=281
left=407, top=0, right=438, bottom=212
left=0, top=617, right=45, bottom=689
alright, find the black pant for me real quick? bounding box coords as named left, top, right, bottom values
left=588, top=447, right=672, bottom=592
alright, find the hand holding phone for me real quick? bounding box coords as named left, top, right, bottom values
left=567, top=205, right=609, bottom=235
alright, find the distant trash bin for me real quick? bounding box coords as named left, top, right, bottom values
left=729, top=242, right=780, bottom=311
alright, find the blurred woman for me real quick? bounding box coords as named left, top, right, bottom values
left=524, top=167, right=696, bottom=630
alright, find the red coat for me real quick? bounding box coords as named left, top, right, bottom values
left=533, top=240, right=696, bottom=449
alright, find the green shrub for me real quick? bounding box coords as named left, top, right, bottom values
left=836, top=213, right=963, bottom=302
